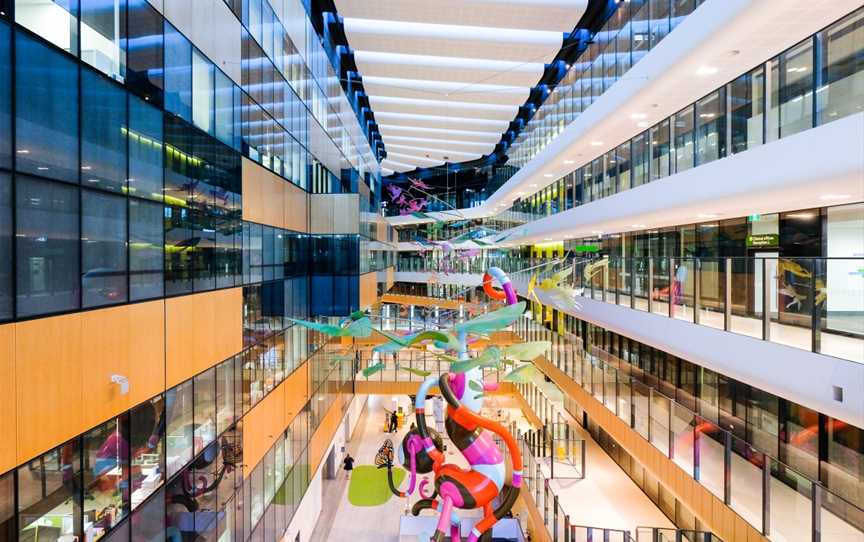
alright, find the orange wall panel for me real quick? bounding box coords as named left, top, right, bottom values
left=284, top=181, right=308, bottom=232
left=359, top=271, right=377, bottom=309
left=127, top=300, right=166, bottom=406
left=15, top=314, right=84, bottom=462
left=213, top=288, right=243, bottom=365
left=284, top=364, right=309, bottom=423
left=81, top=304, right=133, bottom=428
left=243, top=385, right=286, bottom=472
left=309, top=397, right=344, bottom=473
left=0, top=324, right=16, bottom=472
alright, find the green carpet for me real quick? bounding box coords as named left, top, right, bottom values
left=347, top=465, right=406, bottom=506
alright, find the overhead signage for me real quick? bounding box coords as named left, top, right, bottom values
left=746, top=234, right=779, bottom=248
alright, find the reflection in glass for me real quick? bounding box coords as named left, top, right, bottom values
left=82, top=190, right=128, bottom=308
left=15, top=0, right=79, bottom=54
left=83, top=416, right=130, bottom=541
left=166, top=381, right=194, bottom=478
left=18, top=440, right=82, bottom=542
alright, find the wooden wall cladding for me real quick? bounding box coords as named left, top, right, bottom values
left=241, top=157, right=308, bottom=232
left=359, top=271, right=378, bottom=309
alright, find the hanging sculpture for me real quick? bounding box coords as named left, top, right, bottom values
left=376, top=267, right=548, bottom=542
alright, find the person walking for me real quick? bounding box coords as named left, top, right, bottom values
left=342, top=453, right=354, bottom=479
left=388, top=410, right=399, bottom=433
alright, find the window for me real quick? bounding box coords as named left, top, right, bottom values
left=216, top=359, right=236, bottom=433
left=193, top=211, right=216, bottom=292
left=82, top=70, right=128, bottom=193
left=81, top=0, right=125, bottom=81
left=165, top=380, right=194, bottom=478
left=728, top=67, right=765, bottom=154
left=0, top=21, right=10, bottom=170
left=129, top=199, right=163, bottom=300
left=0, top=173, right=10, bottom=321
left=15, top=0, right=78, bottom=54
left=631, top=131, right=649, bottom=187
left=18, top=440, right=82, bottom=542
left=773, top=38, right=815, bottom=139
left=649, top=0, right=671, bottom=49
left=649, top=119, right=670, bottom=181
left=672, top=105, right=694, bottom=173
left=0, top=472, right=13, bottom=541
left=164, top=205, right=193, bottom=295
left=616, top=141, right=631, bottom=192
left=130, top=396, right=164, bottom=508
left=131, top=488, right=164, bottom=542
left=214, top=216, right=240, bottom=288
left=16, top=176, right=80, bottom=317
left=164, top=116, right=195, bottom=207
left=817, top=8, right=864, bottom=124
left=192, top=49, right=214, bottom=135
left=194, top=367, right=217, bottom=454
left=215, top=69, right=236, bottom=148
left=695, top=88, right=726, bottom=165
left=15, top=31, right=80, bottom=182
left=127, top=0, right=163, bottom=105
left=83, top=416, right=130, bottom=541
left=164, top=21, right=192, bottom=122
left=128, top=96, right=164, bottom=201
left=82, top=190, right=128, bottom=307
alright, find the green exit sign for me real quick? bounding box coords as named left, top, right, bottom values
left=573, top=244, right=600, bottom=253
left=748, top=214, right=762, bottom=222
left=746, top=234, right=779, bottom=248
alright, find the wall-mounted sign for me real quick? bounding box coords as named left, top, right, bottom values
left=573, top=244, right=600, bottom=253
left=746, top=234, right=779, bottom=248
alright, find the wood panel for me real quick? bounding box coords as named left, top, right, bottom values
left=166, top=288, right=242, bottom=388
left=533, top=355, right=769, bottom=542
left=243, top=385, right=286, bottom=473
left=241, top=157, right=266, bottom=224
left=284, top=363, right=309, bottom=423
left=359, top=271, right=378, bottom=309
left=283, top=180, right=308, bottom=232
left=308, top=395, right=345, bottom=474
left=81, top=304, right=133, bottom=428
left=15, top=313, right=84, bottom=462
left=310, top=194, right=359, bottom=234
left=0, top=324, right=16, bottom=472
left=126, top=300, right=167, bottom=406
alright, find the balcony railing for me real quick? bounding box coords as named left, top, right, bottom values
left=514, top=317, right=864, bottom=542
left=511, top=256, right=864, bottom=364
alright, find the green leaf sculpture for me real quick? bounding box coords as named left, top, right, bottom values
left=502, top=341, right=551, bottom=361
left=455, top=301, right=526, bottom=335
left=401, top=367, right=431, bottom=378
left=449, top=347, right=500, bottom=374
left=376, top=329, right=451, bottom=348
left=468, top=380, right=483, bottom=392
left=503, top=363, right=536, bottom=383
left=289, top=316, right=372, bottom=338
left=363, top=362, right=385, bottom=378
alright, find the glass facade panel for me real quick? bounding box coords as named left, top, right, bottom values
left=82, top=190, right=128, bottom=308
left=18, top=440, right=82, bottom=542
left=778, top=38, right=815, bottom=138
left=817, top=8, right=864, bottom=124
left=164, top=205, right=193, bottom=295
left=729, top=67, right=765, bottom=154
left=672, top=105, right=694, bottom=173
left=127, top=0, right=164, bottom=105
left=193, top=49, right=214, bottom=135
left=83, top=416, right=130, bottom=541
left=164, top=22, right=192, bottom=122
left=649, top=119, right=670, bottom=181
left=0, top=173, right=11, bottom=321
left=166, top=380, right=194, bottom=478
left=16, top=176, right=80, bottom=317
left=695, top=89, right=725, bottom=165
left=194, top=367, right=217, bottom=454
left=15, top=31, right=80, bottom=182
left=81, top=70, right=128, bottom=193
left=129, top=198, right=164, bottom=300
left=16, top=0, right=79, bottom=54
left=128, top=96, right=164, bottom=201
left=80, top=0, right=125, bottom=81
left=0, top=21, right=10, bottom=171
left=130, top=396, right=164, bottom=509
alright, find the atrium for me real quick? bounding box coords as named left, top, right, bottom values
left=0, top=1, right=861, bottom=542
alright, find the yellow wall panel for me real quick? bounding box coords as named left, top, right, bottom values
left=127, top=300, right=166, bottom=406
left=284, top=364, right=309, bottom=423
left=243, top=385, right=286, bottom=472
left=0, top=324, right=16, bottom=472
left=15, top=314, right=84, bottom=462
left=81, top=305, right=133, bottom=428
left=359, top=271, right=377, bottom=309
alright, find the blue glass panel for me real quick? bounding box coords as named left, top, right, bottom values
left=164, top=21, right=192, bottom=122
left=15, top=31, right=79, bottom=182
left=164, top=205, right=193, bottom=295
left=81, top=69, right=128, bottom=192
left=0, top=172, right=11, bottom=321
left=82, top=189, right=128, bottom=307
left=129, top=94, right=164, bottom=201
left=0, top=21, right=10, bottom=170
left=127, top=0, right=164, bottom=106
left=15, top=176, right=80, bottom=317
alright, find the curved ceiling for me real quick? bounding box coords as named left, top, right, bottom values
left=332, top=0, right=590, bottom=176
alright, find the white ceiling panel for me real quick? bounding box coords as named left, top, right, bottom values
left=335, top=0, right=589, bottom=32
left=333, top=0, right=588, bottom=174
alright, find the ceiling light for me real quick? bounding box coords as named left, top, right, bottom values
left=697, top=213, right=719, bottom=219
left=543, top=174, right=553, bottom=178
left=630, top=113, right=646, bottom=120
left=590, top=141, right=603, bottom=146
left=631, top=224, right=646, bottom=228
left=696, top=66, right=719, bottom=76
left=16, top=149, right=29, bottom=154
left=637, top=122, right=650, bottom=128
left=529, top=184, right=537, bottom=188
left=591, top=230, right=603, bottom=235
left=517, top=192, right=525, bottom=196
left=544, top=238, right=553, bottom=241
left=786, top=213, right=815, bottom=219
left=820, top=194, right=851, bottom=201
left=563, top=160, right=575, bottom=165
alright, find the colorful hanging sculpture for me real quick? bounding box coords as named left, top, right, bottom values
left=378, top=267, right=544, bottom=542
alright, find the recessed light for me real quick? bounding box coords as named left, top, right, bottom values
left=563, top=160, right=575, bottom=165
left=631, top=224, right=646, bottom=228
left=820, top=194, right=851, bottom=201
left=697, top=213, right=719, bottom=219
left=590, top=141, right=603, bottom=146
left=786, top=213, right=815, bottom=219
left=529, top=184, right=537, bottom=188
left=696, top=66, right=719, bottom=76
left=637, top=122, right=650, bottom=128
left=630, top=113, right=646, bottom=120
left=543, top=174, right=553, bottom=178
left=16, top=149, right=29, bottom=154
left=591, top=230, right=603, bottom=235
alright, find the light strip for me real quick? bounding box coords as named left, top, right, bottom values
left=379, top=124, right=502, bottom=140
left=363, top=75, right=528, bottom=97
left=383, top=135, right=497, bottom=150
left=385, top=144, right=481, bottom=159
left=373, top=111, right=511, bottom=130
left=343, top=17, right=564, bottom=46
left=370, top=95, right=520, bottom=113
left=354, top=50, right=544, bottom=73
